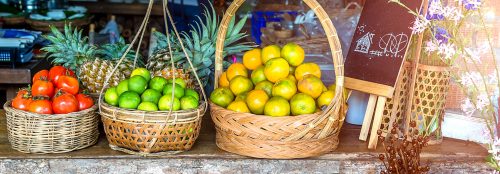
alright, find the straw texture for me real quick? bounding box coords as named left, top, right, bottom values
left=99, top=100, right=205, bottom=155
left=212, top=0, right=345, bottom=159
left=97, top=0, right=208, bottom=156
left=409, top=64, right=450, bottom=144
left=4, top=101, right=99, bottom=154
left=381, top=62, right=412, bottom=136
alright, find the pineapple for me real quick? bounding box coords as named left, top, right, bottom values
left=147, top=3, right=254, bottom=87
left=42, top=24, right=143, bottom=93
left=147, top=49, right=193, bottom=87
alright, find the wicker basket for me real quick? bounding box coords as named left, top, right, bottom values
left=99, top=100, right=206, bottom=155
left=98, top=0, right=207, bottom=156
left=3, top=101, right=99, bottom=154
left=409, top=64, right=450, bottom=145
left=211, top=0, right=345, bottom=159
left=26, top=17, right=90, bottom=32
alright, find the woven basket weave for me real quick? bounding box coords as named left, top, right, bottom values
left=3, top=101, right=99, bottom=154
left=99, top=100, right=205, bottom=155
left=98, top=0, right=208, bottom=156
left=211, top=0, right=345, bottom=159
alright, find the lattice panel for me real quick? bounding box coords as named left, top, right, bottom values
left=381, top=62, right=411, bottom=136
left=409, top=64, right=450, bottom=143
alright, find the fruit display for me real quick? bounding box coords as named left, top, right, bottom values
left=104, top=68, right=200, bottom=112
left=148, top=3, right=253, bottom=88
left=42, top=24, right=144, bottom=94
left=211, top=43, right=345, bottom=117
left=10, top=66, right=95, bottom=114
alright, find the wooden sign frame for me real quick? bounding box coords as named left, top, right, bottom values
left=342, top=0, right=426, bottom=149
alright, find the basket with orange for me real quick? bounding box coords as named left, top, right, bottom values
left=209, top=0, right=346, bottom=159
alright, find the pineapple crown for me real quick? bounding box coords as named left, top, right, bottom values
left=42, top=24, right=97, bottom=72
left=151, top=2, right=255, bottom=86
left=98, top=37, right=145, bottom=66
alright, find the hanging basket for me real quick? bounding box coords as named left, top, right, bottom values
left=99, top=99, right=205, bottom=155
left=3, top=101, right=99, bottom=154
left=98, top=0, right=208, bottom=156
left=210, top=0, right=345, bottom=159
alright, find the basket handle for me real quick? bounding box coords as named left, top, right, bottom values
left=214, top=0, right=346, bottom=140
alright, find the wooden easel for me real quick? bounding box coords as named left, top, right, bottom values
left=358, top=0, right=429, bottom=149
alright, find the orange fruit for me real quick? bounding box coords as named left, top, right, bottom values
left=262, top=45, right=281, bottom=63
left=272, top=78, right=297, bottom=100
left=246, top=89, right=269, bottom=115
left=243, top=48, right=263, bottom=70
left=295, top=63, right=321, bottom=81
left=227, top=101, right=250, bottom=113
left=317, top=90, right=336, bottom=108
left=328, top=84, right=349, bottom=99
left=235, top=92, right=248, bottom=101
left=226, top=63, right=248, bottom=81
left=264, top=58, right=290, bottom=83
left=255, top=80, right=273, bottom=96
left=210, top=87, right=234, bottom=108
left=251, top=66, right=267, bottom=85
left=219, top=71, right=230, bottom=87
left=298, top=74, right=325, bottom=99
left=264, top=96, right=290, bottom=117
left=281, top=42, right=305, bottom=66
left=290, top=93, right=316, bottom=115
left=287, top=74, right=297, bottom=84
left=229, top=75, right=253, bottom=95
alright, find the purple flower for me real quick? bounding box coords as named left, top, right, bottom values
left=434, top=27, right=450, bottom=44
left=426, top=0, right=444, bottom=20
left=463, top=0, right=481, bottom=10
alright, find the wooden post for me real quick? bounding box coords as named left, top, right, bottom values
left=359, top=94, right=377, bottom=141
left=404, top=0, right=429, bottom=135
left=368, top=96, right=387, bottom=149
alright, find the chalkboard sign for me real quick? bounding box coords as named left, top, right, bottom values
left=344, top=0, right=423, bottom=98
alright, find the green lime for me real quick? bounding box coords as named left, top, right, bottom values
left=104, top=87, right=119, bottom=106
left=158, top=95, right=181, bottom=111
left=162, top=83, right=185, bottom=99
left=116, top=79, right=129, bottom=96
left=128, top=75, right=148, bottom=94
left=131, top=68, right=151, bottom=82
left=137, top=102, right=158, bottom=111
left=184, top=88, right=199, bottom=101
left=180, top=96, right=199, bottom=110
left=167, top=78, right=187, bottom=88
left=149, top=76, right=168, bottom=91
left=141, top=89, right=162, bottom=104
left=118, top=91, right=141, bottom=109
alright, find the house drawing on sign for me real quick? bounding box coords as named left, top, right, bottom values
left=354, top=32, right=374, bottom=54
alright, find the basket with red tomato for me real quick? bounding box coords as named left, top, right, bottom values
left=4, top=66, right=99, bottom=154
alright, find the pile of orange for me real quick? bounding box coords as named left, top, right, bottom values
left=211, top=43, right=341, bottom=117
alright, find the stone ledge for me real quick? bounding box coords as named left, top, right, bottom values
left=0, top=110, right=491, bottom=173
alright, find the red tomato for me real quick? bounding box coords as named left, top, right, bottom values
left=56, top=76, right=79, bottom=95
left=48, top=66, right=75, bottom=83
left=33, top=70, right=49, bottom=83
left=52, top=91, right=79, bottom=114
left=76, top=93, right=94, bottom=110
left=12, top=91, right=32, bottom=111
left=28, top=99, right=53, bottom=114
left=32, top=79, right=54, bottom=97
left=16, top=88, right=30, bottom=98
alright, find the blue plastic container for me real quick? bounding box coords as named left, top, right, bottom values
left=251, top=11, right=298, bottom=45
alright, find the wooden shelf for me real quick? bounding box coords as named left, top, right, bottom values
left=71, top=2, right=165, bottom=16
left=0, top=110, right=490, bottom=172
